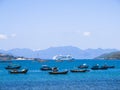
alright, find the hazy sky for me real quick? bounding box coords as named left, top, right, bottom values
left=0, top=0, right=120, bottom=50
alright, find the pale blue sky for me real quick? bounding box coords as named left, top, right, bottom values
left=0, top=0, right=120, bottom=50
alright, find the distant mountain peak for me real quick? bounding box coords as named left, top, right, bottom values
left=0, top=46, right=118, bottom=59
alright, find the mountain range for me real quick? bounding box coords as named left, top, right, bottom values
left=0, top=46, right=118, bottom=59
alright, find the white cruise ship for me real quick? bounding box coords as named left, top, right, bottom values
left=53, top=55, right=74, bottom=61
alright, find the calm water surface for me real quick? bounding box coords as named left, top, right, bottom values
left=0, top=59, right=120, bottom=90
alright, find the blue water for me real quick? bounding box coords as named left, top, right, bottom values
left=0, top=59, right=120, bottom=90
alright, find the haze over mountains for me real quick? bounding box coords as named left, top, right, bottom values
left=0, top=46, right=118, bottom=59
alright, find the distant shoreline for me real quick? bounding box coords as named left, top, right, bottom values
left=0, top=59, right=120, bottom=62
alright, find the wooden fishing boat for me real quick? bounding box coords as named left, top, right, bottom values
left=101, top=65, right=115, bottom=69
left=91, top=64, right=108, bottom=70
left=107, top=66, right=115, bottom=68
left=100, top=66, right=108, bottom=70
left=70, top=69, right=89, bottom=72
left=9, top=69, right=28, bottom=74
left=5, top=65, right=21, bottom=69
left=78, top=63, right=89, bottom=69
left=40, top=65, right=52, bottom=71
left=49, top=70, right=68, bottom=74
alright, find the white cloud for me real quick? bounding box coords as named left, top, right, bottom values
left=83, top=32, right=91, bottom=36
left=0, top=33, right=17, bottom=40
left=11, top=34, right=17, bottom=38
left=0, top=34, right=8, bottom=40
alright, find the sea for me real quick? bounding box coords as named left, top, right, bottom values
left=0, top=59, right=120, bottom=90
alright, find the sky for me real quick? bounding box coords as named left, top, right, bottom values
left=0, top=0, right=120, bottom=50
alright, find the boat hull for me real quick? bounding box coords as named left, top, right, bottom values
left=49, top=71, right=68, bottom=74
left=78, top=66, right=89, bottom=69
left=91, top=67, right=108, bottom=70
left=9, top=69, right=28, bottom=74
left=70, top=69, right=89, bottom=72
left=40, top=68, right=52, bottom=71
left=5, top=66, right=21, bottom=69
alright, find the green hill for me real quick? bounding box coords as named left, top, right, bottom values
left=95, top=51, right=120, bottom=60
